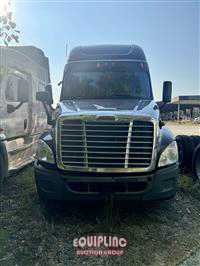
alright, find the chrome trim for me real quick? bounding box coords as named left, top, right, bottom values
left=56, top=115, right=157, bottom=173
left=125, top=121, right=133, bottom=168
left=61, top=155, right=151, bottom=160
left=60, top=145, right=152, bottom=150
left=82, top=121, right=88, bottom=167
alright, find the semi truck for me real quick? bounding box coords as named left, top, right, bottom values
left=35, top=44, right=179, bottom=201
left=0, top=46, right=52, bottom=190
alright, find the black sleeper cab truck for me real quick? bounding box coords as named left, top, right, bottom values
left=35, top=44, right=179, bottom=202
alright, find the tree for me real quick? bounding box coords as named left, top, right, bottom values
left=0, top=0, right=20, bottom=45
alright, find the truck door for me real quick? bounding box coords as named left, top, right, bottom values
left=3, top=70, right=31, bottom=139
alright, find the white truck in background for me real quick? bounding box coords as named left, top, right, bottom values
left=0, top=46, right=53, bottom=190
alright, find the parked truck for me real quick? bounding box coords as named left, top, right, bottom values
left=0, top=45, right=51, bottom=190
left=35, top=44, right=179, bottom=201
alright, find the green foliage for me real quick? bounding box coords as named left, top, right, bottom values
left=0, top=0, right=20, bottom=45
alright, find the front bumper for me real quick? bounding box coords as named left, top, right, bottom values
left=34, top=161, right=179, bottom=201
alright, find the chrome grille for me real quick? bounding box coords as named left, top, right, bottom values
left=58, top=118, right=154, bottom=171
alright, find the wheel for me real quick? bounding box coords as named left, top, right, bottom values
left=176, top=135, right=186, bottom=168
left=190, top=135, right=200, bottom=147
left=192, top=144, right=200, bottom=180
left=0, top=154, right=6, bottom=192
left=176, top=136, right=184, bottom=167
left=176, top=135, right=197, bottom=170
left=181, top=136, right=195, bottom=170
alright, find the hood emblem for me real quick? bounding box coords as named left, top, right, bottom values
left=96, top=115, right=117, bottom=121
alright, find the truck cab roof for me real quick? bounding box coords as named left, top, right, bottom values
left=0, top=45, right=50, bottom=83
left=0, top=45, right=49, bottom=70
left=67, top=44, right=147, bottom=62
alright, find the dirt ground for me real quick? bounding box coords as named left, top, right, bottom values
left=166, top=122, right=200, bottom=136
left=0, top=167, right=200, bottom=266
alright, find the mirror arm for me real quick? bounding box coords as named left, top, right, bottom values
left=58, top=80, right=63, bottom=86
left=7, top=102, right=24, bottom=114
left=42, top=102, right=53, bottom=125
left=49, top=105, right=55, bottom=111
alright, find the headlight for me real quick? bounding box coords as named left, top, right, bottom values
left=158, top=141, right=178, bottom=167
left=36, top=140, right=55, bottom=164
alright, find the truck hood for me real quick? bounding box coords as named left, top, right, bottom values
left=57, top=99, right=159, bottom=120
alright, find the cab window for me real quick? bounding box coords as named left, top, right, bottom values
left=5, top=75, right=18, bottom=102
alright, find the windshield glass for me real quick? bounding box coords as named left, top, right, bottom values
left=61, top=61, right=153, bottom=100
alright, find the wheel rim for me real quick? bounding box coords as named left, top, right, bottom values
left=195, top=151, right=200, bottom=180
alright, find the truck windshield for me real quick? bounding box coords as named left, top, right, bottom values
left=61, top=61, right=153, bottom=100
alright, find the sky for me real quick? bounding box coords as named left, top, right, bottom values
left=10, top=0, right=200, bottom=104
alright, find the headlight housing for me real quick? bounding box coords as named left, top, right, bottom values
left=158, top=141, right=178, bottom=167
left=36, top=139, right=55, bottom=164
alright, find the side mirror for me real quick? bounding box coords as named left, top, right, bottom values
left=36, top=91, right=53, bottom=125
left=17, top=79, right=29, bottom=103
left=162, top=81, right=172, bottom=103
left=36, top=91, right=52, bottom=105
left=45, top=84, right=53, bottom=105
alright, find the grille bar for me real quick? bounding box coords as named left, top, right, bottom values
left=61, top=140, right=153, bottom=144
left=61, top=151, right=152, bottom=155
left=60, top=145, right=152, bottom=150
left=61, top=124, right=153, bottom=128
left=82, top=121, right=88, bottom=167
left=60, top=161, right=150, bottom=166
left=59, top=119, right=154, bottom=170
left=60, top=134, right=153, bottom=138
left=61, top=129, right=132, bottom=133
left=61, top=155, right=151, bottom=160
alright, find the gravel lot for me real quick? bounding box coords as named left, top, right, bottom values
left=0, top=167, right=200, bottom=266
left=166, top=122, right=200, bottom=136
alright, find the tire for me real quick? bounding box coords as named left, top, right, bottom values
left=181, top=135, right=195, bottom=170
left=176, top=135, right=186, bottom=168
left=192, top=144, right=200, bottom=180
left=190, top=135, right=200, bottom=147
left=176, top=135, right=197, bottom=170
left=0, top=154, right=5, bottom=192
